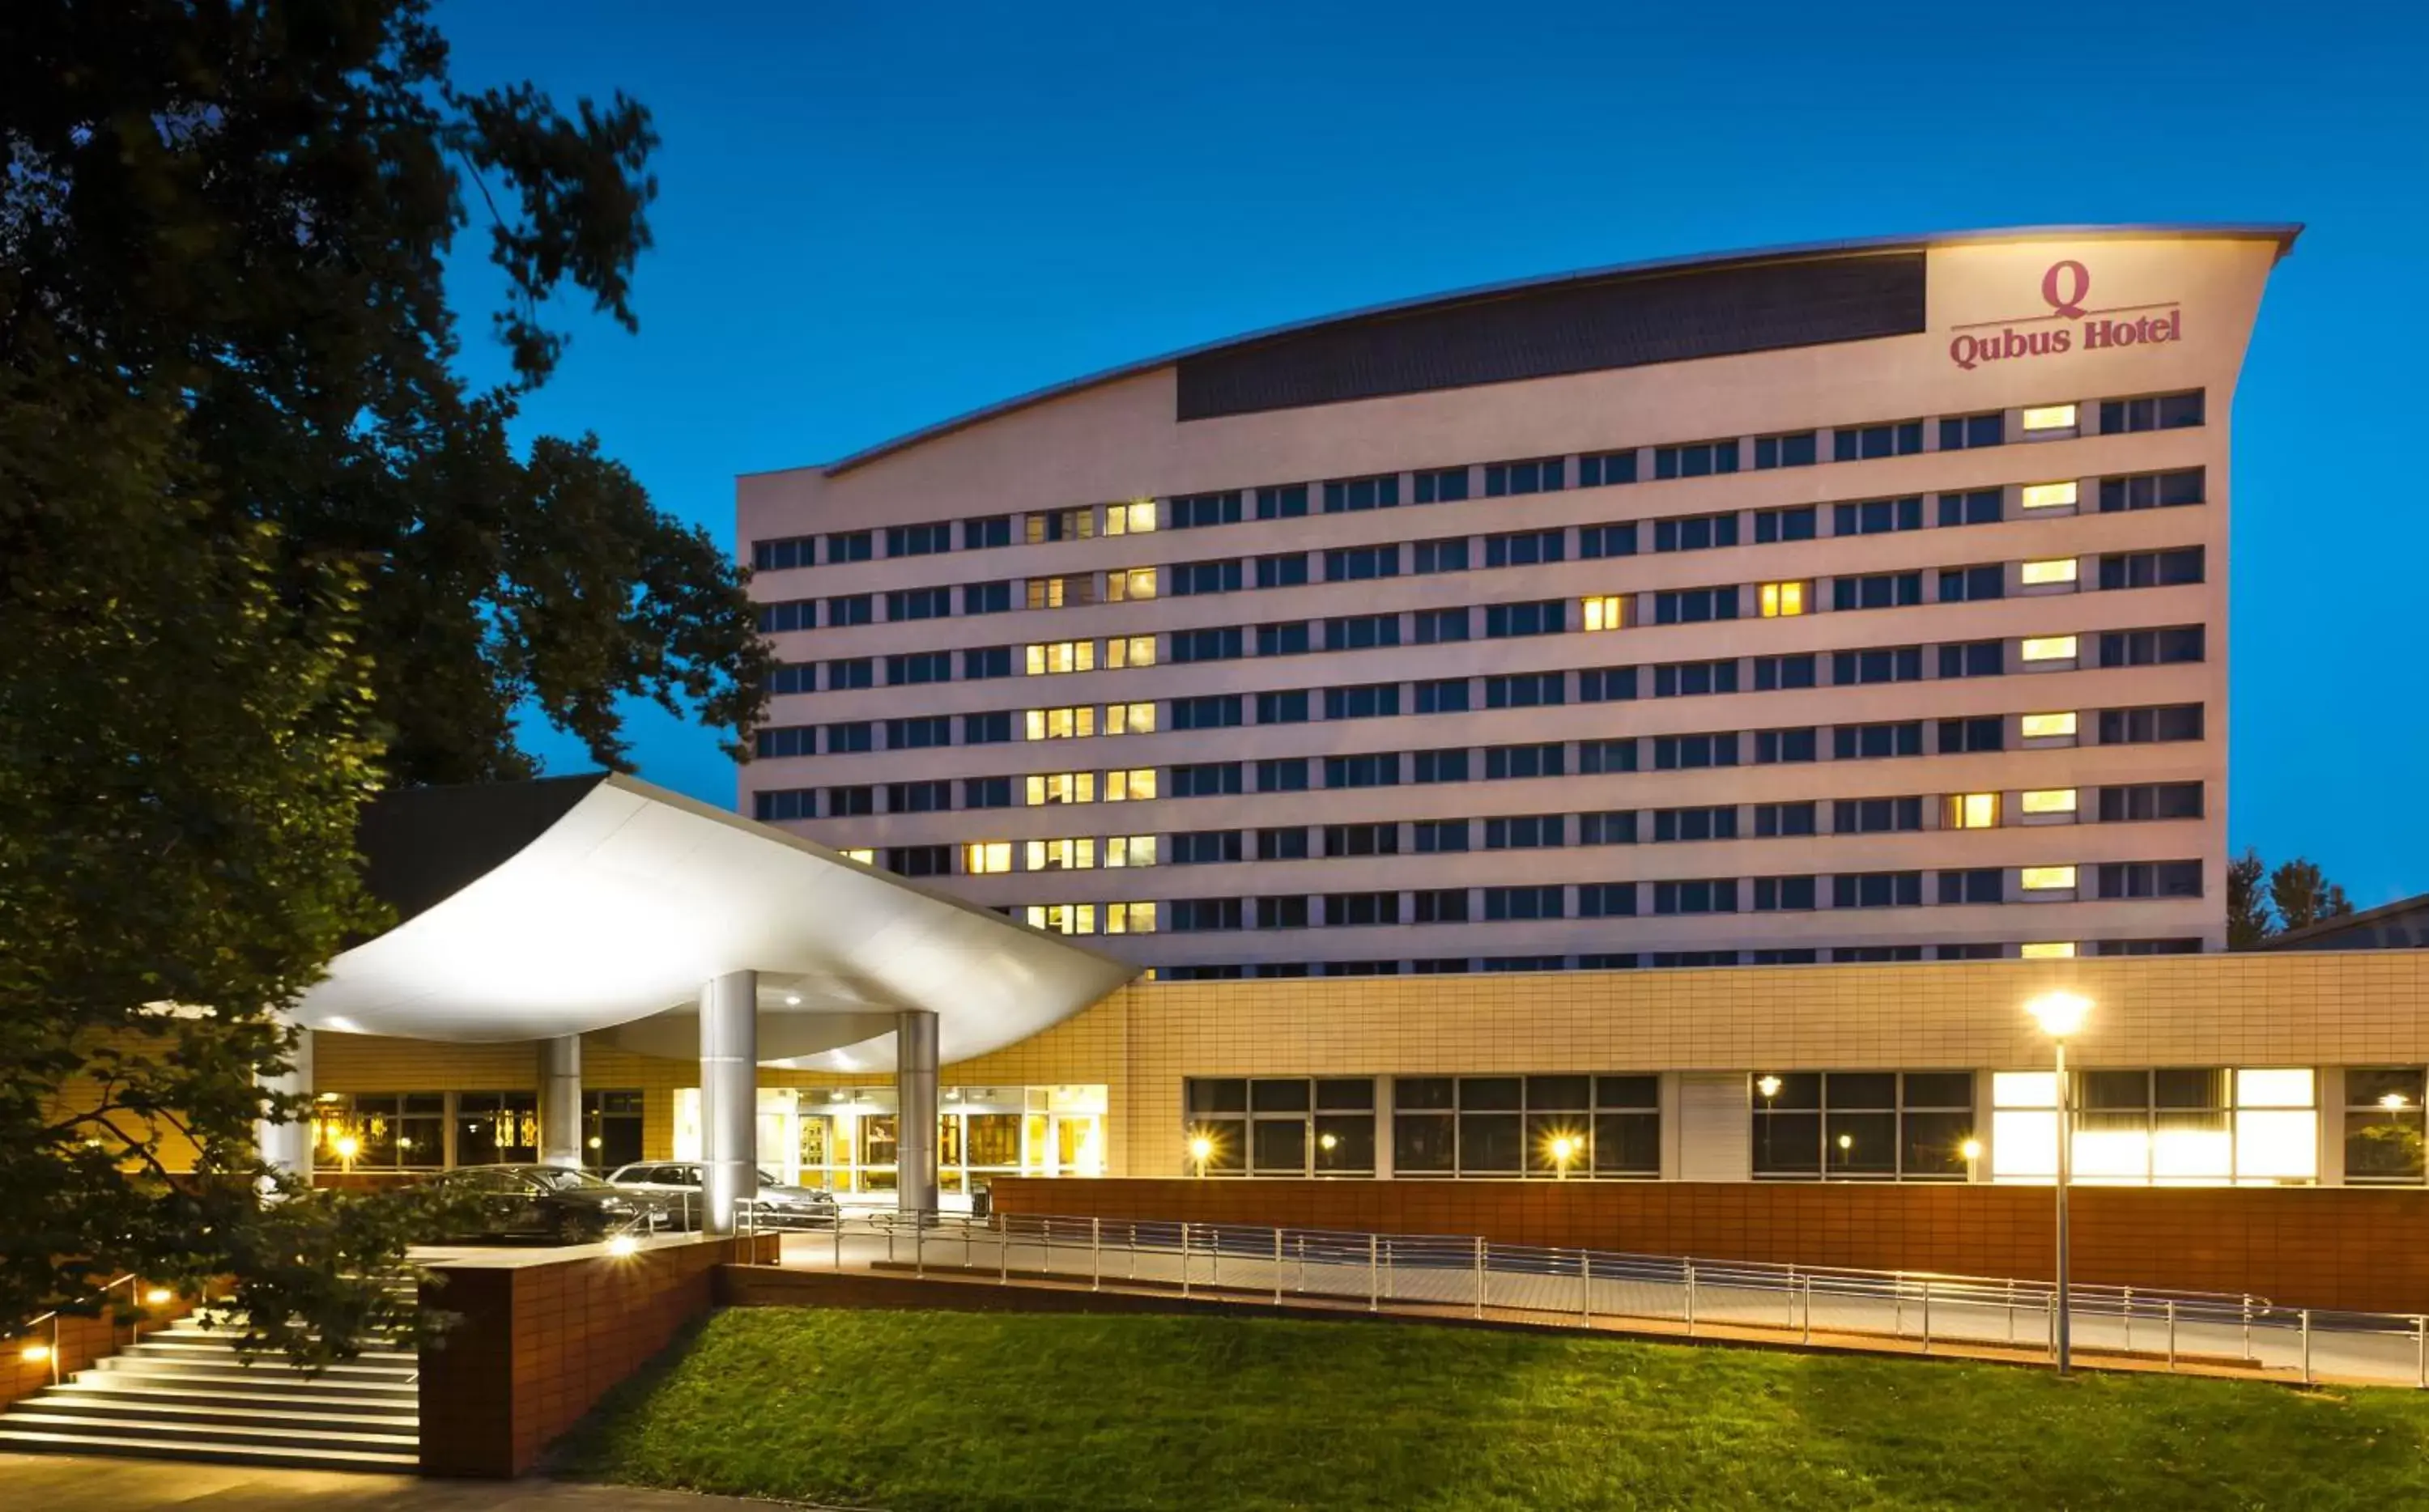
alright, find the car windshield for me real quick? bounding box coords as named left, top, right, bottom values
left=529, top=1168, right=610, bottom=1191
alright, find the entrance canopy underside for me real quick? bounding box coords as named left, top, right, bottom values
left=292, top=773, right=1136, bottom=1069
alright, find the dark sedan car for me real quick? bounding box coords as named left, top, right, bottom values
left=428, top=1163, right=658, bottom=1244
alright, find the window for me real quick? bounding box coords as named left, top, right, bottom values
left=2020, top=864, right=2078, bottom=893
left=1578, top=810, right=1636, bottom=844
left=1326, top=545, right=1401, bottom=581
left=1322, top=474, right=1401, bottom=513
left=1991, top=1067, right=2314, bottom=1185
left=2019, top=403, right=2078, bottom=434
left=1752, top=1072, right=1975, bottom=1182
left=1580, top=595, right=1627, bottom=632
left=1832, top=721, right=1922, bottom=759
left=1483, top=886, right=1563, bottom=920
left=1414, top=678, right=1470, bottom=714
left=1105, top=768, right=1156, bottom=801
left=964, top=646, right=1014, bottom=680
left=1754, top=654, right=1816, bottom=691
left=1938, top=640, right=2005, bottom=678
left=1108, top=701, right=1156, bottom=733
left=1169, top=561, right=1239, bottom=597
left=1414, top=466, right=1470, bottom=503
left=1484, top=458, right=1563, bottom=495
left=886, top=522, right=952, bottom=558
left=1755, top=801, right=1817, bottom=838
left=1168, top=762, right=1243, bottom=798
left=756, top=599, right=815, bottom=634
left=1253, top=485, right=1308, bottom=521
left=1171, top=694, right=1243, bottom=731
left=1579, top=451, right=1636, bottom=487
left=1939, top=412, right=2004, bottom=450
left=1323, top=822, right=1401, bottom=858
left=1753, top=875, right=1817, bottom=911
left=1653, top=440, right=1739, bottom=478
left=768, top=662, right=815, bottom=695
left=1831, top=647, right=1923, bottom=686
left=1755, top=506, right=1817, bottom=543
left=964, top=515, right=1012, bottom=550
left=1654, top=513, right=1740, bottom=552
left=2020, top=558, right=2078, bottom=588
left=1576, top=739, right=1637, bottom=774
left=2020, top=788, right=2078, bottom=816
left=1169, top=898, right=1244, bottom=932
left=963, top=776, right=1014, bottom=809
left=1413, top=537, right=1471, bottom=574
left=1579, top=523, right=1638, bottom=559
left=751, top=536, right=815, bottom=571
left=2345, top=1068, right=2428, bottom=1185
left=1413, top=749, right=1470, bottom=784
left=1652, top=587, right=1737, bottom=624
left=1025, top=771, right=1096, bottom=806
left=2100, top=391, right=2205, bottom=434
left=1171, top=626, right=1243, bottom=663
left=1104, top=499, right=1158, bottom=536
left=1257, top=621, right=1312, bottom=657
left=1168, top=491, right=1242, bottom=530
left=2097, top=860, right=2204, bottom=898
left=1486, top=672, right=1564, bottom=709
left=1487, top=601, right=1566, bottom=638
left=1026, top=903, right=1099, bottom=937
left=1759, top=581, right=1806, bottom=618
left=1257, top=690, right=1310, bottom=724
left=1938, top=565, right=2004, bottom=603
left=2021, top=711, right=2078, bottom=741
left=2020, top=635, right=2078, bottom=664
left=827, top=530, right=874, bottom=563
left=1653, top=732, right=1738, bottom=770
left=963, top=841, right=1013, bottom=875
left=1831, top=420, right=1925, bottom=461
left=1755, top=431, right=1818, bottom=469
left=1323, top=892, right=1398, bottom=928
left=1832, top=871, right=1923, bottom=908
left=1653, top=879, right=1738, bottom=915
left=2018, top=941, right=2075, bottom=960
left=1389, top=1075, right=1658, bottom=1179
left=883, top=652, right=947, bottom=686
left=887, top=845, right=951, bottom=877
left=1254, top=553, right=1310, bottom=589
left=1257, top=826, right=1309, bottom=860
left=1653, top=805, right=1738, bottom=843
left=2099, top=626, right=2205, bottom=667
left=887, top=716, right=950, bottom=750
left=1026, top=575, right=1095, bottom=611
left=1484, top=814, right=1564, bottom=850
left=1834, top=796, right=1923, bottom=835
left=1832, top=497, right=1925, bottom=537
left=1323, top=753, right=1400, bottom=788
left=755, top=725, right=815, bottom=759
left=2098, top=704, right=2204, bottom=744
left=963, top=580, right=1013, bottom=615
left=1653, top=660, right=1738, bottom=698
left=455, top=1091, right=539, bottom=1166
left=2019, top=481, right=2078, bottom=511
left=1579, top=667, right=1638, bottom=703
left=2098, top=548, right=2205, bottom=589
left=1946, top=792, right=2000, bottom=830
left=1169, top=830, right=1243, bottom=865
left=827, top=787, right=874, bottom=817
left=1485, top=529, right=1565, bottom=568
left=1257, top=895, right=1312, bottom=929
left=1938, top=489, right=2002, bottom=527
left=2099, top=783, right=2204, bottom=822
left=1483, top=743, right=1563, bottom=780
left=826, top=721, right=874, bottom=754
left=1832, top=571, right=1923, bottom=611
left=1937, top=716, right=2004, bottom=754
left=2098, top=469, right=2205, bottom=511
left=753, top=788, right=814, bottom=821
left=1027, top=639, right=1096, bottom=675
left=1027, top=508, right=1095, bottom=544
left=1319, top=614, right=1397, bottom=652
left=1257, top=758, right=1309, bottom=792
left=1413, top=820, right=1470, bottom=854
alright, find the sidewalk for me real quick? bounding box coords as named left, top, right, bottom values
left=0, top=1453, right=819, bottom=1510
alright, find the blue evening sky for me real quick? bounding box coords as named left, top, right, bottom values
left=436, top=1, right=2426, bottom=906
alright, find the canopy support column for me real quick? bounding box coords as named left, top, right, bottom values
left=257, top=1023, right=314, bottom=1188
left=700, top=970, right=759, bottom=1236
left=896, top=1009, right=940, bottom=1217
left=539, top=1034, right=583, bottom=1169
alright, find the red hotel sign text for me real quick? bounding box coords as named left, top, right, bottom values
left=1949, top=260, right=2181, bottom=371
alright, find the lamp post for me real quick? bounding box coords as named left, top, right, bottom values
left=2024, top=990, right=2091, bottom=1376
left=1549, top=1135, right=1578, bottom=1182
left=1189, top=1135, right=1213, bottom=1180
left=1960, top=1137, right=1984, bottom=1183
left=1756, top=1075, right=1782, bottom=1173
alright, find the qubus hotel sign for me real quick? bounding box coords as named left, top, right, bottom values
left=1948, top=260, right=2182, bottom=371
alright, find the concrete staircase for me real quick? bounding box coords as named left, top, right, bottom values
left=0, top=1308, right=419, bottom=1472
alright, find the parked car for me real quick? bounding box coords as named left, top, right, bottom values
left=606, top=1161, right=840, bottom=1230
left=428, top=1163, right=659, bottom=1244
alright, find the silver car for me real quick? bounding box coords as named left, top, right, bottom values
left=606, top=1161, right=840, bottom=1230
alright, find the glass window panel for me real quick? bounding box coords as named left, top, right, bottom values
left=2344, top=1109, right=2427, bottom=1183
left=1393, top=1114, right=1455, bottom=1173
left=2235, top=1068, right=2314, bottom=1109
left=1313, top=1115, right=1376, bottom=1174
left=1394, top=1077, right=1455, bottom=1111
left=1526, top=1075, right=1592, bottom=1111
left=1251, top=1118, right=1308, bottom=1176
left=1902, top=1072, right=1974, bottom=1109
left=1315, top=1078, right=1376, bottom=1111
left=2154, top=1068, right=2227, bottom=1109
left=1460, top=1077, right=1523, bottom=1111
left=1827, top=1072, right=1896, bottom=1110
left=2235, top=1110, right=2317, bottom=1182
left=1187, top=1078, right=1248, bottom=1115
left=1754, top=1112, right=1821, bottom=1174
left=1525, top=1112, right=1593, bottom=1173
left=1756, top=1072, right=1823, bottom=1110
left=1993, top=1108, right=2058, bottom=1179
left=2081, top=1071, right=2150, bottom=1111
left=2349, top=1068, right=2428, bottom=1108
left=1596, top=1075, right=1660, bottom=1110
left=1994, top=1071, right=2057, bottom=1109
left=1250, top=1078, right=1312, bottom=1113
left=1826, top=1111, right=1898, bottom=1176
left=2020, top=711, right=2078, bottom=739
left=2150, top=1113, right=2233, bottom=1183
left=1459, top=1113, right=1524, bottom=1173
left=1195, top=1118, right=1245, bottom=1173
left=2074, top=1112, right=2154, bottom=1181
left=1900, top=1111, right=1974, bottom=1178
left=1593, top=1111, right=1661, bottom=1174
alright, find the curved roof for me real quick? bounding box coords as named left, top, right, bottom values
left=808, top=223, right=2300, bottom=478
left=296, top=773, right=1138, bottom=1069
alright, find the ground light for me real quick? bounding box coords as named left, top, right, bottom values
left=2024, top=989, right=2093, bottom=1376
left=1961, top=1137, right=1984, bottom=1182
left=1548, top=1134, right=1579, bottom=1180
left=1188, top=1135, right=1213, bottom=1179
left=606, top=1234, right=640, bottom=1257
left=333, top=1132, right=360, bottom=1173
left=143, top=1288, right=172, bottom=1306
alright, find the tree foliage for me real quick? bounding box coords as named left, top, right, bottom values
left=2226, top=849, right=2358, bottom=949
left=2225, top=848, right=2272, bottom=950
left=2, top=0, right=762, bottom=1355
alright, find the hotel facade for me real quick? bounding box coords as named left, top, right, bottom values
left=735, top=226, right=2266, bottom=977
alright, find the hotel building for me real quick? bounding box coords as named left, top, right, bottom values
left=736, top=225, right=2278, bottom=978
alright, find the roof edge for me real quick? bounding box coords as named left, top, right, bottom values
left=801, top=222, right=2303, bottom=480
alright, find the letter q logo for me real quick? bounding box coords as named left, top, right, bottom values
left=2041, top=261, right=2091, bottom=319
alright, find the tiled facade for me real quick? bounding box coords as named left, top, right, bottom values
left=735, top=228, right=2285, bottom=974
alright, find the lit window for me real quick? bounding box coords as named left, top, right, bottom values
left=1104, top=499, right=1158, bottom=536
left=1027, top=575, right=1095, bottom=610
left=2020, top=635, right=2078, bottom=662
left=964, top=841, right=1013, bottom=875
left=1105, top=701, right=1156, bottom=734
left=2019, top=788, right=2078, bottom=814
left=1027, top=838, right=1098, bottom=872
left=2020, top=711, right=2078, bottom=739
left=1581, top=594, right=1628, bottom=631
left=2021, top=404, right=2079, bottom=432
left=1106, top=635, right=1156, bottom=669
left=1027, top=903, right=1099, bottom=935
left=1105, top=901, right=1157, bottom=934
left=2020, top=481, right=2078, bottom=510
left=1105, top=767, right=1157, bottom=802
left=2020, top=864, right=2078, bottom=891
left=1027, top=640, right=1096, bottom=675
left=1026, top=706, right=1098, bottom=741
left=1946, top=792, right=2000, bottom=830
left=1106, top=835, right=1158, bottom=868
left=2018, top=941, right=2077, bottom=959
left=1107, top=567, right=1158, bottom=602
left=2019, top=558, right=2079, bottom=586
left=839, top=848, right=875, bottom=865
left=1026, top=772, right=1097, bottom=806
left=1759, top=581, right=1806, bottom=618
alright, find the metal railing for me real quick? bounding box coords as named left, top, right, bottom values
left=813, top=1211, right=2429, bottom=1390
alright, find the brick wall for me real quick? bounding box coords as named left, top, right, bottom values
left=415, top=1234, right=776, bottom=1478
left=2, top=1289, right=200, bottom=1411
left=989, top=1178, right=2429, bottom=1315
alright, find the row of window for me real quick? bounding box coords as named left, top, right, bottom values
left=1157, top=940, right=2202, bottom=977
left=749, top=392, right=2205, bottom=571
left=753, top=472, right=2207, bottom=635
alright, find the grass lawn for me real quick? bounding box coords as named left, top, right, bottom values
left=556, top=1307, right=2429, bottom=1512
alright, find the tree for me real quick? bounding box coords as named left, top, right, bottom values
left=2269, top=858, right=2355, bottom=935
left=2, top=1, right=760, bottom=1357
left=2226, top=848, right=2273, bottom=949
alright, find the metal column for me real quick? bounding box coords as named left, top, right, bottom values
left=895, top=1009, right=940, bottom=1216
left=700, top=970, right=759, bottom=1236
left=539, top=1034, right=584, bottom=1169
left=256, top=1023, right=314, bottom=1187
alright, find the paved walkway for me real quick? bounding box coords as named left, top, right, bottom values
left=0, top=1454, right=819, bottom=1510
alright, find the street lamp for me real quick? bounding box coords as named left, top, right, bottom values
left=1188, top=1134, right=1214, bottom=1179
left=1548, top=1134, right=1579, bottom=1181
left=2025, top=990, right=2092, bottom=1376
left=1960, top=1137, right=1984, bottom=1183
left=333, top=1132, right=360, bottom=1173
left=1755, top=1076, right=1782, bottom=1172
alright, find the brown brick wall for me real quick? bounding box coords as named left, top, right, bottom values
left=990, top=1178, right=2429, bottom=1315
left=415, top=1234, right=777, bottom=1478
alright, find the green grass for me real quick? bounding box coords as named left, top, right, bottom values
left=557, top=1307, right=2429, bottom=1512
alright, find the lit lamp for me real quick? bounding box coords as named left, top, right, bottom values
left=1755, top=1076, right=1782, bottom=1171
left=1960, top=1137, right=1984, bottom=1183
left=2383, top=1093, right=2412, bottom=1111
left=1188, top=1134, right=1214, bottom=1180
left=1548, top=1135, right=1579, bottom=1182
left=143, top=1288, right=172, bottom=1306
left=333, top=1132, right=360, bottom=1173
left=2024, top=989, right=2092, bottom=1376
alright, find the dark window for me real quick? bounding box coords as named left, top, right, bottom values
left=768, top=662, right=819, bottom=697
left=887, top=781, right=951, bottom=814
left=1414, top=466, right=1470, bottom=503
left=1483, top=601, right=1563, bottom=638
left=1755, top=431, right=1819, bottom=469
left=1576, top=738, right=1637, bottom=774
left=1257, top=758, right=1310, bottom=792
left=1578, top=522, right=1639, bottom=559
left=825, top=721, right=873, bottom=754
left=1170, top=491, right=1244, bottom=529
left=1939, top=412, right=2005, bottom=450
left=1413, top=748, right=1471, bottom=784
left=1834, top=496, right=1925, bottom=535
left=1933, top=943, right=2005, bottom=960
left=1485, top=529, right=1566, bottom=568
left=1579, top=450, right=1636, bottom=487
left=1937, top=490, right=2002, bottom=527
left=1652, top=587, right=1738, bottom=624
left=962, top=647, right=1013, bottom=681
left=886, top=522, right=952, bottom=558
left=1579, top=667, right=1639, bottom=703
left=1831, top=647, right=1925, bottom=685
left=1755, top=653, right=1816, bottom=691
left=826, top=593, right=872, bottom=626
left=1938, top=640, right=2005, bottom=678
left=1483, top=885, right=1564, bottom=920
left=1937, top=716, right=2004, bottom=754
left=1323, top=892, right=1398, bottom=928
left=1322, top=474, right=1401, bottom=513
left=2098, top=704, right=2205, bottom=744
left=1653, top=879, right=1738, bottom=915
left=1755, top=801, right=1818, bottom=838
left=964, top=515, right=1013, bottom=550
left=1326, top=545, right=1401, bottom=582
left=1831, top=721, right=1924, bottom=759
left=1755, top=727, right=1818, bottom=764
left=1257, top=689, right=1310, bottom=724
left=1831, top=871, right=1924, bottom=908
left=1754, top=875, right=1817, bottom=911
left=1414, top=677, right=1470, bottom=714
left=1255, top=553, right=1310, bottom=589
left=1653, top=733, right=1738, bottom=770
left=1938, top=564, right=2005, bottom=603
left=963, top=580, right=1013, bottom=615
left=1254, top=484, right=1308, bottom=520
left=1937, top=867, right=2005, bottom=905
left=1413, top=537, right=1471, bottom=574
left=2090, top=938, right=2204, bottom=958
left=1411, top=888, right=1470, bottom=923
left=1833, top=571, right=1925, bottom=611
left=1484, top=458, right=1564, bottom=496
left=1578, top=810, right=1636, bottom=845
left=2099, top=468, right=2206, bottom=512
left=2098, top=783, right=2206, bottom=822
left=1833, top=796, right=1924, bottom=835
left=1257, top=895, right=1312, bottom=929
left=1257, top=621, right=1312, bottom=657
left=1413, top=820, right=1470, bottom=854
left=1483, top=743, right=1563, bottom=780
left=751, top=536, right=815, bottom=571
left=753, top=788, right=815, bottom=821
left=1323, top=753, right=1401, bottom=788
left=1654, top=659, right=1739, bottom=698
left=1653, top=805, right=1738, bottom=843
left=1169, top=626, right=1244, bottom=663
left=881, top=652, right=946, bottom=686
left=827, top=530, right=874, bottom=563
left=1755, top=506, right=1817, bottom=544
left=1323, top=822, right=1402, bottom=859
left=1172, top=559, right=1245, bottom=596
left=1172, top=694, right=1244, bottom=731
left=2099, top=391, right=2205, bottom=434
left=1831, top=945, right=1923, bottom=963
left=1170, top=830, right=1244, bottom=865
left=1484, top=814, right=1566, bottom=851
left=756, top=599, right=815, bottom=634
left=1653, top=440, right=1740, bottom=479
left=2097, top=860, right=2206, bottom=899
left=1325, top=614, right=1401, bottom=652
left=1655, top=513, right=1741, bottom=552
left=2098, top=548, right=2206, bottom=590
left=1831, top=420, right=1925, bottom=461
left=886, top=716, right=951, bottom=750
left=962, top=775, right=1013, bottom=809
left=827, top=785, right=874, bottom=817
left=1486, top=672, right=1565, bottom=709
left=2099, top=626, right=2206, bottom=667
left=1170, top=762, right=1244, bottom=798
left=1169, top=898, right=1244, bottom=932
left=1258, top=827, right=1310, bottom=860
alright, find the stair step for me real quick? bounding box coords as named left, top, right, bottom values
left=0, top=1427, right=417, bottom=1472
left=134, top=1336, right=417, bottom=1365
left=0, top=1410, right=419, bottom=1450
left=85, top=1364, right=418, bottom=1397
left=46, top=1380, right=417, bottom=1416
left=102, top=1353, right=416, bottom=1380
left=28, top=1391, right=417, bottom=1429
